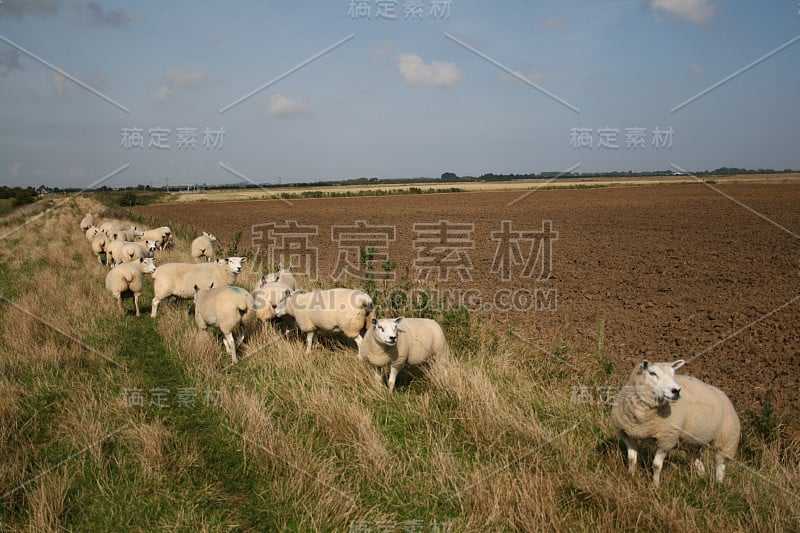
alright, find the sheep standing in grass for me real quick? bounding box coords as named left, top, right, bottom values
left=261, top=264, right=298, bottom=291
left=191, top=232, right=217, bottom=262
left=274, top=288, right=373, bottom=353
left=118, top=241, right=156, bottom=264
left=139, top=226, right=171, bottom=250
left=80, top=213, right=95, bottom=231
left=110, top=226, right=143, bottom=242
left=104, top=258, right=157, bottom=316
left=99, top=220, right=127, bottom=235
left=193, top=284, right=256, bottom=363
left=359, top=317, right=450, bottom=392
left=105, top=239, right=127, bottom=267
left=251, top=277, right=293, bottom=324
left=91, top=234, right=111, bottom=265
left=150, top=256, right=247, bottom=317
left=85, top=226, right=103, bottom=242
left=610, top=360, right=740, bottom=487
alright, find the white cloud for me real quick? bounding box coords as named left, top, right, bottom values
left=651, top=0, right=714, bottom=24
left=164, top=68, right=210, bottom=88
left=395, top=53, right=463, bottom=88
left=152, top=85, right=175, bottom=103
left=267, top=93, right=309, bottom=117
left=537, top=17, right=565, bottom=30
left=691, top=63, right=704, bottom=77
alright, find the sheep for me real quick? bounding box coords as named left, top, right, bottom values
left=80, top=213, right=95, bottom=231
left=273, top=288, right=373, bottom=353
left=116, top=241, right=156, bottom=265
left=260, top=264, right=298, bottom=292
left=150, top=256, right=247, bottom=317
left=90, top=234, right=110, bottom=265
left=105, top=239, right=127, bottom=267
left=85, top=225, right=103, bottom=242
left=110, top=226, right=144, bottom=242
left=359, top=317, right=450, bottom=392
left=251, top=278, right=293, bottom=324
left=610, top=360, right=740, bottom=487
left=190, top=231, right=217, bottom=262
left=193, top=284, right=256, bottom=363
left=99, top=220, right=127, bottom=235
left=138, top=226, right=171, bottom=250
left=104, top=258, right=157, bottom=316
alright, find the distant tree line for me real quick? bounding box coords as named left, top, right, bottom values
left=0, top=186, right=38, bottom=207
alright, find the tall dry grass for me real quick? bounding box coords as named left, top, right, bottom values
left=0, top=195, right=798, bottom=531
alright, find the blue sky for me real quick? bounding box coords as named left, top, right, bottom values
left=1, top=0, right=799, bottom=188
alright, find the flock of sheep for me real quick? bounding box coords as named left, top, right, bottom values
left=80, top=211, right=742, bottom=486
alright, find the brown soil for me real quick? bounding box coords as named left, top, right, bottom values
left=135, top=182, right=800, bottom=432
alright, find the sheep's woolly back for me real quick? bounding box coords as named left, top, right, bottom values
left=191, top=234, right=216, bottom=260
left=282, top=288, right=372, bottom=339
left=104, top=259, right=154, bottom=296
left=153, top=262, right=239, bottom=300
left=194, top=286, right=256, bottom=334
left=252, top=281, right=292, bottom=322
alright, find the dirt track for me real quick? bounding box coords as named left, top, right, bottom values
left=135, top=182, right=800, bottom=431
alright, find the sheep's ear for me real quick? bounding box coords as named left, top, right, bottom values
left=194, top=284, right=200, bottom=292
left=371, top=318, right=377, bottom=325
left=639, top=360, right=650, bottom=373
left=241, top=257, right=247, bottom=263
left=138, top=258, right=144, bottom=263
left=209, top=282, right=214, bottom=289
left=395, top=317, right=403, bottom=325
left=671, top=360, right=685, bottom=371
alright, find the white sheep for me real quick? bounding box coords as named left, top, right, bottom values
left=193, top=284, right=256, bottom=363
left=99, top=220, right=127, bottom=235
left=610, top=360, right=740, bottom=487
left=138, top=226, right=171, bottom=250
left=150, top=256, right=247, bottom=317
left=104, top=257, right=157, bottom=316
left=190, top=231, right=217, bottom=262
left=80, top=213, right=95, bottom=231
left=359, top=317, right=450, bottom=392
left=274, top=288, right=373, bottom=353
left=110, top=226, right=144, bottom=242
left=116, top=241, right=156, bottom=265
left=90, top=234, right=111, bottom=265
left=251, top=278, right=293, bottom=323
left=260, top=264, right=298, bottom=292
left=105, top=239, right=127, bottom=267
left=85, top=225, right=103, bottom=242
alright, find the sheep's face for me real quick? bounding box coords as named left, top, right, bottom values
left=222, top=256, right=247, bottom=274
left=140, top=258, right=157, bottom=274
left=205, top=232, right=217, bottom=242
left=372, top=318, right=401, bottom=346
left=637, top=360, right=684, bottom=405
left=144, top=240, right=157, bottom=253
left=273, top=294, right=289, bottom=317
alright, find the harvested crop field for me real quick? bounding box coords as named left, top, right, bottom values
left=135, top=182, right=800, bottom=432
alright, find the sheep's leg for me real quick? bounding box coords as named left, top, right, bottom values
left=387, top=366, right=400, bottom=392
left=373, top=366, right=384, bottom=386
left=116, top=296, right=124, bottom=315
left=714, top=451, right=726, bottom=483
left=354, top=334, right=363, bottom=350
left=622, top=436, right=638, bottom=476
left=150, top=297, right=160, bottom=318
left=223, top=332, right=238, bottom=364
left=692, top=448, right=706, bottom=477
left=652, top=448, right=668, bottom=487
left=133, top=293, right=140, bottom=317
left=305, top=332, right=314, bottom=354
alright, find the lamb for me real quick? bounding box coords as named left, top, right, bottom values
left=251, top=278, right=292, bottom=323
left=359, top=317, right=450, bottom=392
left=193, top=284, right=256, bottom=363
left=104, top=258, right=157, bottom=316
left=190, top=231, right=217, bottom=262
left=610, top=360, right=740, bottom=487
left=150, top=256, right=247, bottom=317
left=80, top=213, right=95, bottom=231
left=273, top=288, right=374, bottom=353
left=90, top=234, right=111, bottom=265
left=138, top=226, right=171, bottom=250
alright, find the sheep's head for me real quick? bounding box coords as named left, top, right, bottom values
left=221, top=256, right=247, bottom=274
left=203, top=231, right=217, bottom=242
left=139, top=257, right=157, bottom=274
left=637, top=360, right=684, bottom=405
left=144, top=240, right=157, bottom=253
left=371, top=318, right=401, bottom=346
